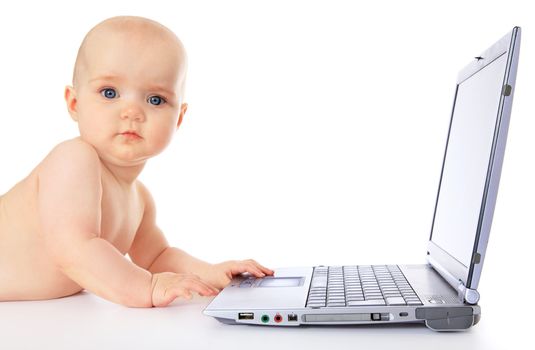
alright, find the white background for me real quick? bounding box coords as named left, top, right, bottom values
left=0, top=0, right=533, bottom=346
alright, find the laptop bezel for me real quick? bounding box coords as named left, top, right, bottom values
left=427, top=27, right=521, bottom=290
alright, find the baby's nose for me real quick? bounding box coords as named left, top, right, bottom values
left=120, top=104, right=145, bottom=122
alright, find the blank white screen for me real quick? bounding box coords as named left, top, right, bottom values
left=431, top=54, right=507, bottom=267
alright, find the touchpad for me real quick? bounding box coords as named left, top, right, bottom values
left=257, top=277, right=304, bottom=287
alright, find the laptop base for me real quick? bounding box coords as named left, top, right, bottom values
left=211, top=305, right=481, bottom=331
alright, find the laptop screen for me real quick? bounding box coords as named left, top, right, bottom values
left=430, top=53, right=508, bottom=268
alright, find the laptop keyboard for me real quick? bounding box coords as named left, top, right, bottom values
left=306, top=265, right=422, bottom=308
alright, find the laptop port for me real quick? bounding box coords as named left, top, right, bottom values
left=238, top=312, right=254, bottom=320
left=288, top=314, right=298, bottom=322
left=274, top=314, right=283, bottom=323
left=261, top=315, right=270, bottom=323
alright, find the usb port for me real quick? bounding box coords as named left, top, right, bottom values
left=238, top=312, right=254, bottom=320
left=288, top=314, right=298, bottom=322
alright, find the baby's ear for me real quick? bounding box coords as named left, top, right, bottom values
left=176, top=103, right=188, bottom=130
left=64, top=85, right=79, bottom=121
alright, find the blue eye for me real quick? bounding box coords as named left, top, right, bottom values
left=148, top=95, right=165, bottom=106
left=100, top=88, right=117, bottom=99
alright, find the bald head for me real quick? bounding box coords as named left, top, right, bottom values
left=72, top=16, right=187, bottom=98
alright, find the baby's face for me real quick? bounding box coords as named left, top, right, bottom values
left=66, top=24, right=187, bottom=167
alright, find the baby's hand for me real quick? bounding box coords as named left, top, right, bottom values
left=150, top=272, right=219, bottom=307
left=205, top=259, right=275, bottom=290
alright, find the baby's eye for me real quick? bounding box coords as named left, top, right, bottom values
left=148, top=95, right=166, bottom=106
left=100, top=88, right=118, bottom=99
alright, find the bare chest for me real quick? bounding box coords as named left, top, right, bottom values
left=99, top=181, right=144, bottom=255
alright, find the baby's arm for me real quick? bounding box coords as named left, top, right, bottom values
left=129, top=183, right=213, bottom=277
left=38, top=141, right=215, bottom=307
left=129, top=183, right=274, bottom=291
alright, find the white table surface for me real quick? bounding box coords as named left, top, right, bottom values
left=0, top=288, right=524, bottom=350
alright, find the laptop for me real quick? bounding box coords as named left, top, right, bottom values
left=203, top=27, right=521, bottom=331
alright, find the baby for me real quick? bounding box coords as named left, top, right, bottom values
left=0, top=16, right=273, bottom=307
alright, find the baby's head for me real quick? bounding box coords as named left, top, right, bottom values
left=65, top=16, right=188, bottom=166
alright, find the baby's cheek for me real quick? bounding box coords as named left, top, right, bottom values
left=150, top=124, right=175, bottom=151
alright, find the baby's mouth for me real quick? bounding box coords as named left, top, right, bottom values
left=119, top=130, right=142, bottom=139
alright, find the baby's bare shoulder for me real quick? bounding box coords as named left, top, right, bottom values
left=37, top=138, right=103, bottom=236
left=46, top=137, right=99, bottom=163
left=39, top=138, right=101, bottom=176
left=36, top=138, right=103, bottom=204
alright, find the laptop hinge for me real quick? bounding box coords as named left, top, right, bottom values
left=427, top=255, right=480, bottom=305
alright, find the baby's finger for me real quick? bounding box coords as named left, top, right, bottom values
left=228, top=262, right=262, bottom=278
left=196, top=279, right=220, bottom=294
left=246, top=259, right=274, bottom=276
left=183, top=278, right=219, bottom=296
left=179, top=274, right=218, bottom=291
left=162, top=287, right=192, bottom=304
left=243, top=262, right=266, bottom=278
left=254, top=262, right=275, bottom=275
left=181, top=289, right=193, bottom=300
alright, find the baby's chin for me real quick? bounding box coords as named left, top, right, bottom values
left=78, top=136, right=165, bottom=172
left=93, top=144, right=151, bottom=169
left=102, top=151, right=149, bottom=167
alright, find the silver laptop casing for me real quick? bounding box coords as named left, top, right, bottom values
left=203, top=27, right=521, bottom=331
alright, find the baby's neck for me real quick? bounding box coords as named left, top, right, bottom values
left=100, top=160, right=145, bottom=188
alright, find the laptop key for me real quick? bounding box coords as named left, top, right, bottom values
left=385, top=297, right=406, bottom=305
left=308, top=303, right=325, bottom=308
left=311, top=276, right=327, bottom=288
left=326, top=302, right=346, bottom=307
left=347, top=300, right=386, bottom=306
